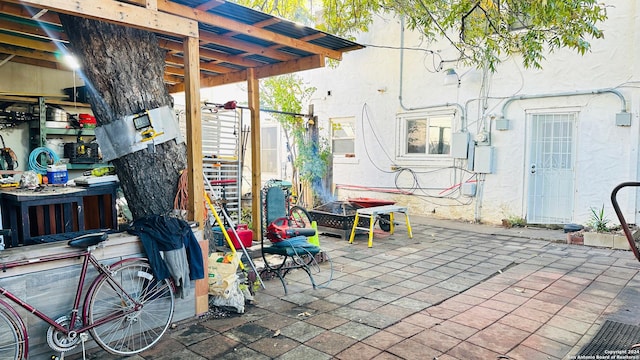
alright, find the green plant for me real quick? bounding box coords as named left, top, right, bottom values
left=588, top=205, right=610, bottom=232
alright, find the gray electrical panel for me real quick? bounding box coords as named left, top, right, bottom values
left=473, top=146, right=494, bottom=173
left=451, top=132, right=470, bottom=159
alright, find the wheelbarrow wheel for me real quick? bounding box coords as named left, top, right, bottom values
left=379, top=214, right=391, bottom=232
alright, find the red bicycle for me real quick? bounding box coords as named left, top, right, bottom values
left=0, top=232, right=175, bottom=359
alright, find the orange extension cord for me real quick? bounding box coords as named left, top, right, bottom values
left=173, top=170, right=207, bottom=217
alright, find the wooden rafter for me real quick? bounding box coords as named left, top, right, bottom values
left=157, top=0, right=343, bottom=60
left=3, top=0, right=198, bottom=37
left=168, top=54, right=324, bottom=93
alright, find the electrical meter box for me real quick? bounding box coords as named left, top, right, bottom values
left=451, top=132, right=470, bottom=159
left=473, top=146, right=494, bottom=173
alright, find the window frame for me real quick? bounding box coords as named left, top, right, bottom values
left=260, top=122, right=281, bottom=178
left=330, top=116, right=356, bottom=158
left=395, top=110, right=455, bottom=165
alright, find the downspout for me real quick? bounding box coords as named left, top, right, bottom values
left=398, top=17, right=466, bottom=131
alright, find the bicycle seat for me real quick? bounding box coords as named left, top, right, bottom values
left=68, top=232, right=108, bottom=248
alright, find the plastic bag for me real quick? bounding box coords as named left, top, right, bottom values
left=208, top=252, right=239, bottom=298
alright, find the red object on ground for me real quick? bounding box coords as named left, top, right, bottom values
left=347, top=197, right=396, bottom=208
left=230, top=224, right=253, bottom=249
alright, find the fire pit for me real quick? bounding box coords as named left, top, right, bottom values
left=308, top=201, right=370, bottom=239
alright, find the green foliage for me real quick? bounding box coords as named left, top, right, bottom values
left=233, top=0, right=608, bottom=71
left=259, top=75, right=329, bottom=183
left=588, top=205, right=610, bottom=233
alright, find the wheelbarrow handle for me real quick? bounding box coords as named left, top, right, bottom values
left=611, top=182, right=640, bottom=261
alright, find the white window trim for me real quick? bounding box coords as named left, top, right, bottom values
left=395, top=110, right=455, bottom=167
left=330, top=116, right=356, bottom=158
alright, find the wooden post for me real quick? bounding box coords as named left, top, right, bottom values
left=183, top=35, right=208, bottom=315
left=247, top=68, right=262, bottom=240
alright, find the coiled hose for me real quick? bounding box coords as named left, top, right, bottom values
left=28, top=147, right=60, bottom=174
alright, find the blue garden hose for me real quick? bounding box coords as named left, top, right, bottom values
left=28, top=147, right=60, bottom=174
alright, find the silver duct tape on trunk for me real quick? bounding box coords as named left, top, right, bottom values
left=95, top=106, right=184, bottom=161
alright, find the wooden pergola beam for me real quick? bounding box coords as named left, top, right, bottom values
left=167, top=54, right=324, bottom=93
left=158, top=37, right=264, bottom=68
left=247, top=67, right=261, bottom=240
left=0, top=2, right=61, bottom=25
left=158, top=0, right=343, bottom=60
left=0, top=32, right=59, bottom=52
left=3, top=0, right=197, bottom=37
left=0, top=43, right=59, bottom=62
left=199, top=29, right=296, bottom=62
left=0, top=18, right=67, bottom=42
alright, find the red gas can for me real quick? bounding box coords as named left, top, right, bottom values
left=230, top=224, right=253, bottom=249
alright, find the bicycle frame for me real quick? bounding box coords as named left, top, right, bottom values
left=0, top=247, right=147, bottom=347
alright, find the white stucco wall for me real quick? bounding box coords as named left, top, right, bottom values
left=299, top=1, right=640, bottom=227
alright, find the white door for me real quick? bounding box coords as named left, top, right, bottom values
left=527, top=113, right=576, bottom=224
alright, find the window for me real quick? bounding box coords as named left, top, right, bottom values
left=331, top=117, right=355, bottom=156
left=397, top=112, right=452, bottom=159
left=261, top=125, right=279, bottom=174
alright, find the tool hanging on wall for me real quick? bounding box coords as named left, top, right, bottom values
left=0, top=134, right=18, bottom=171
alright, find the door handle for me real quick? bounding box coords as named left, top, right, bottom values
left=530, top=164, right=536, bottom=174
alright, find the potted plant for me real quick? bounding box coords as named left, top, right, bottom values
left=582, top=205, right=633, bottom=250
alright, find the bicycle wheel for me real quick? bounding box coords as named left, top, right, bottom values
left=87, top=260, right=175, bottom=355
left=289, top=205, right=313, bottom=228
left=0, top=301, right=27, bottom=360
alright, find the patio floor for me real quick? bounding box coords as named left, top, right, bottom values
left=71, top=216, right=640, bottom=360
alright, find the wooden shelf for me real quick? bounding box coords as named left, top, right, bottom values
left=0, top=94, right=90, bottom=108
left=44, top=128, right=95, bottom=136
left=66, top=163, right=108, bottom=170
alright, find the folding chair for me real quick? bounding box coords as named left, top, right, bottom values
left=260, top=183, right=322, bottom=295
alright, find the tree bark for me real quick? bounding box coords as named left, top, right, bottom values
left=59, top=16, right=187, bottom=219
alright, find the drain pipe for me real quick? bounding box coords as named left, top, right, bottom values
left=398, top=17, right=466, bottom=131
left=501, top=88, right=628, bottom=117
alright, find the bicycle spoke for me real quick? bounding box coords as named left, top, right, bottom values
left=0, top=305, right=26, bottom=360
left=88, top=260, right=174, bottom=355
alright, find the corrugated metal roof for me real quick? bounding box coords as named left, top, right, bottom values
left=0, top=0, right=364, bottom=89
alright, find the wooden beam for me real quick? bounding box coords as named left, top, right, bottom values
left=163, top=73, right=183, bottom=84
left=3, top=0, right=197, bottom=37
left=0, top=2, right=61, bottom=25
left=198, top=54, right=324, bottom=89
left=247, top=67, right=262, bottom=240
left=0, top=43, right=60, bottom=62
left=199, top=30, right=296, bottom=62
left=158, top=0, right=343, bottom=60
left=158, top=37, right=264, bottom=68
left=183, top=36, right=203, bottom=228
left=167, top=54, right=325, bottom=93
left=195, top=1, right=224, bottom=11
left=183, top=35, right=206, bottom=315
left=2, top=54, right=61, bottom=69
left=165, top=53, right=230, bottom=74
left=146, top=0, right=158, bottom=11
left=0, top=32, right=59, bottom=53
left=0, top=18, right=68, bottom=42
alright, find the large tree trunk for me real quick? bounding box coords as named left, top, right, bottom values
left=59, top=16, right=187, bottom=219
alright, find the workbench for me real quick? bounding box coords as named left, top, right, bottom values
left=0, top=183, right=118, bottom=247
left=348, top=205, right=413, bottom=247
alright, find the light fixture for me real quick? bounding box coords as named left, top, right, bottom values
left=443, top=68, right=460, bottom=87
